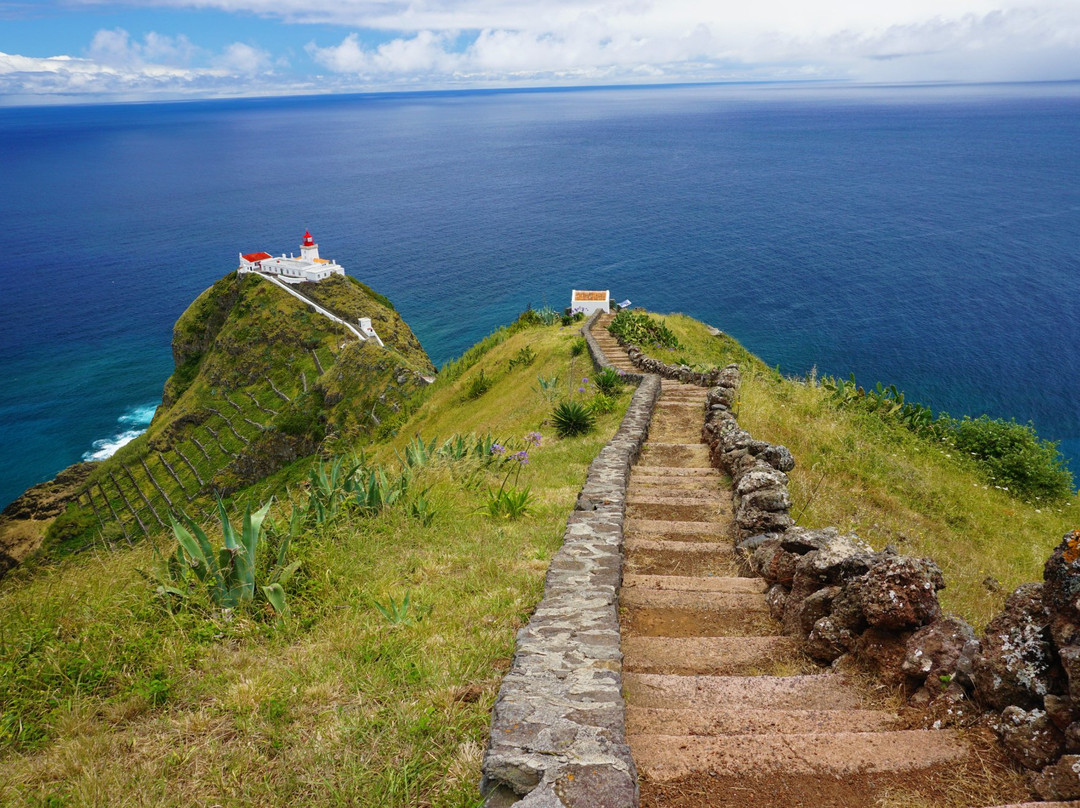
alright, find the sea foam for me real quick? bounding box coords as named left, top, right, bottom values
left=82, top=404, right=158, bottom=462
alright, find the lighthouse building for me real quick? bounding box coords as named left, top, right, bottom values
left=238, top=231, right=346, bottom=284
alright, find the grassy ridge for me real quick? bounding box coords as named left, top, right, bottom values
left=660, top=313, right=1080, bottom=627
left=0, top=319, right=629, bottom=807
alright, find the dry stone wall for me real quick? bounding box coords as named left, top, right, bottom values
left=607, top=327, right=720, bottom=387
left=479, top=314, right=659, bottom=808
left=698, top=359, right=1080, bottom=802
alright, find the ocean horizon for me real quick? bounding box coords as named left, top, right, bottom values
left=2, top=80, right=1078, bottom=508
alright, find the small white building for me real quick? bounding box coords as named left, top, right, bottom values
left=570, top=289, right=611, bottom=315
left=238, top=230, right=346, bottom=284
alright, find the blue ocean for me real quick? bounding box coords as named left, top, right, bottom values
left=2, top=82, right=1079, bottom=507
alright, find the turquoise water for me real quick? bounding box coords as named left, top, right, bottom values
left=2, top=82, right=1079, bottom=507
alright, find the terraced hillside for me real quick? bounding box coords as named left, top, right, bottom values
left=4, top=272, right=435, bottom=564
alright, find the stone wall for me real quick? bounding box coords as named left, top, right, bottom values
left=606, top=326, right=720, bottom=387
left=697, top=359, right=1080, bottom=802
left=479, top=315, right=660, bottom=807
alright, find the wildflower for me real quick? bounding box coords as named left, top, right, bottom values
left=491, top=443, right=506, bottom=456
left=578, top=387, right=585, bottom=393
left=525, top=431, right=543, bottom=446
left=582, top=377, right=589, bottom=384
left=513, top=450, right=529, bottom=464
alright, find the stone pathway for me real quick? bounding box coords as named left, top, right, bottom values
left=591, top=314, right=1046, bottom=808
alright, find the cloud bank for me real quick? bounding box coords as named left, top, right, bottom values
left=2, top=0, right=1079, bottom=101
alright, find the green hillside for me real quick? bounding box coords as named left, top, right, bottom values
left=0, top=307, right=627, bottom=807
left=0, top=297, right=1076, bottom=807
left=37, top=272, right=434, bottom=558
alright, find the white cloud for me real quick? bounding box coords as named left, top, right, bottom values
left=0, top=28, right=277, bottom=100
left=3, top=0, right=1080, bottom=100
left=299, top=0, right=1080, bottom=83
left=213, top=41, right=272, bottom=74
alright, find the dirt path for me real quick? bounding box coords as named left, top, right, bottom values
left=591, top=315, right=1042, bottom=808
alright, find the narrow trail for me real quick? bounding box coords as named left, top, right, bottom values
left=591, top=314, right=1050, bottom=808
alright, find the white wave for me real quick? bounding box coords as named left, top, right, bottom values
left=82, top=403, right=159, bottom=462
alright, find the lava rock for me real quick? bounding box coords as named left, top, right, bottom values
left=765, top=584, right=788, bottom=621
left=1032, top=754, right=1080, bottom=801
left=855, top=628, right=913, bottom=685
left=997, top=706, right=1065, bottom=770
left=855, top=555, right=944, bottom=631
left=901, top=617, right=977, bottom=688
left=971, top=583, right=1059, bottom=711
left=806, top=616, right=857, bottom=663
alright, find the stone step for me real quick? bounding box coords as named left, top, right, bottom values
left=626, top=518, right=723, bottom=541
left=620, top=589, right=770, bottom=636
left=632, top=465, right=721, bottom=477
left=640, top=443, right=712, bottom=467
left=628, top=729, right=968, bottom=781
left=623, top=574, right=764, bottom=593
left=622, top=635, right=800, bottom=675
left=626, top=500, right=727, bottom=523
left=626, top=705, right=899, bottom=736
left=629, top=476, right=720, bottom=491
left=623, top=673, right=864, bottom=711
left=627, top=490, right=725, bottom=504
left=626, top=505, right=725, bottom=524
left=648, top=427, right=705, bottom=441
left=624, top=538, right=739, bottom=578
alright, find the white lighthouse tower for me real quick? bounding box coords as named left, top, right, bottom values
left=300, top=230, right=320, bottom=262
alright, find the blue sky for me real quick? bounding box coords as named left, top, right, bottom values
left=2, top=0, right=1079, bottom=104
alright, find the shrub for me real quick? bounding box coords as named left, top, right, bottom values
left=552, top=400, right=596, bottom=438
left=608, top=310, right=680, bottom=349
left=508, top=346, right=537, bottom=370
left=570, top=337, right=586, bottom=357
left=589, top=393, right=618, bottom=415
left=947, top=415, right=1073, bottom=503
left=593, top=367, right=625, bottom=396
left=465, top=369, right=493, bottom=399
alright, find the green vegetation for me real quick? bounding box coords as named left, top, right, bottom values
left=607, top=308, right=680, bottom=350
left=4, top=290, right=1076, bottom=806
left=822, top=375, right=1073, bottom=503
left=28, top=272, right=435, bottom=559
left=149, top=502, right=298, bottom=616
left=552, top=400, right=596, bottom=438
left=657, top=312, right=1080, bottom=628
left=0, top=311, right=630, bottom=806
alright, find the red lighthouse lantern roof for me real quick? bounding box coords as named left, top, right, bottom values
left=303, top=230, right=314, bottom=246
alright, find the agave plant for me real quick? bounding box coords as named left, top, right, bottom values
left=307, top=456, right=361, bottom=524
left=350, top=467, right=406, bottom=515
left=153, top=501, right=299, bottom=616
left=552, top=400, right=596, bottom=438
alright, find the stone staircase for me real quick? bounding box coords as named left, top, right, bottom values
left=591, top=313, right=1049, bottom=808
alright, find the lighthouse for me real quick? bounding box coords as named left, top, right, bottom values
left=300, top=230, right=320, bottom=263
left=238, top=228, right=345, bottom=283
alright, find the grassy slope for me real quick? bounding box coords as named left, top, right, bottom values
left=661, top=312, right=1080, bottom=628
left=0, top=320, right=628, bottom=807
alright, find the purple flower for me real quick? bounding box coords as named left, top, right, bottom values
left=491, top=443, right=506, bottom=456
left=525, top=431, right=543, bottom=446
left=582, top=377, right=589, bottom=384
left=577, top=387, right=586, bottom=393
left=513, top=450, right=529, bottom=464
